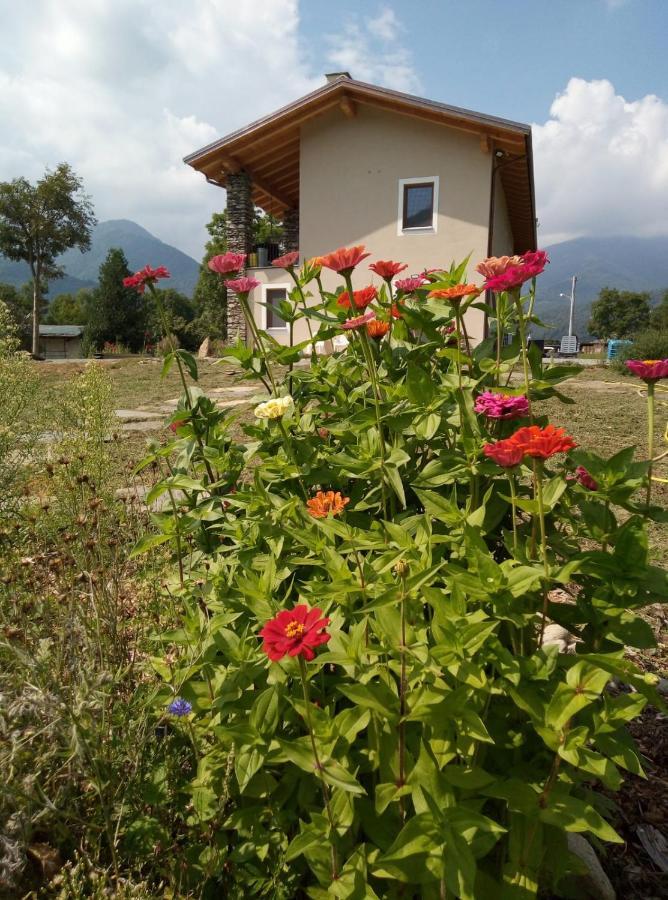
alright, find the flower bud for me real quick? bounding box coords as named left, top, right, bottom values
left=393, top=559, right=410, bottom=578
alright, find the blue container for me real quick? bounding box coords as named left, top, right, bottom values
left=607, top=339, right=632, bottom=360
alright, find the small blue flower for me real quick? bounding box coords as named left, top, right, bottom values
left=167, top=697, right=192, bottom=717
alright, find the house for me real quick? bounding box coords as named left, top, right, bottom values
left=185, top=73, right=536, bottom=346
left=38, top=324, right=84, bottom=359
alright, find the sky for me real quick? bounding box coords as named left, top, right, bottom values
left=0, top=0, right=667, bottom=259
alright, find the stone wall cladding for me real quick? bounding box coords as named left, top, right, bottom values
left=281, top=208, right=299, bottom=255
left=225, top=171, right=254, bottom=343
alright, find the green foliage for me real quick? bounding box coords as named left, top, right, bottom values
left=86, top=248, right=146, bottom=351
left=133, top=260, right=665, bottom=898
left=46, top=288, right=93, bottom=325
left=650, top=289, right=668, bottom=331
left=192, top=211, right=229, bottom=342
left=146, top=287, right=196, bottom=350
left=0, top=162, right=96, bottom=355
left=588, top=287, right=651, bottom=339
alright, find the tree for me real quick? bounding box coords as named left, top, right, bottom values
left=588, top=287, right=651, bottom=339
left=87, top=248, right=146, bottom=351
left=45, top=289, right=92, bottom=326
left=191, top=211, right=229, bottom=342
left=145, top=288, right=196, bottom=350
left=0, top=163, right=96, bottom=356
left=650, top=289, right=668, bottom=331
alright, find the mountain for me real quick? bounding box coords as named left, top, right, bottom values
left=0, top=219, right=200, bottom=298
left=534, top=235, right=668, bottom=338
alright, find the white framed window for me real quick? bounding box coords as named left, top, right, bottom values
left=397, top=176, right=439, bottom=236
left=260, top=283, right=290, bottom=334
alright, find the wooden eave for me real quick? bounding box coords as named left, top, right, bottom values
left=185, top=77, right=536, bottom=248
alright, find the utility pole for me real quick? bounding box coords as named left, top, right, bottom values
left=560, top=276, right=578, bottom=338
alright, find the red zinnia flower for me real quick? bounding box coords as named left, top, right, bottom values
left=337, top=285, right=377, bottom=310
left=369, top=260, right=408, bottom=280
left=367, top=319, right=390, bottom=339
left=320, top=245, right=370, bottom=275
left=510, top=424, right=576, bottom=460
left=259, top=604, right=331, bottom=662
left=428, top=284, right=481, bottom=302
left=272, top=251, right=300, bottom=269
left=483, top=439, right=525, bottom=468
left=341, top=310, right=376, bottom=330
left=208, top=252, right=246, bottom=276
left=390, top=303, right=403, bottom=319
left=226, top=276, right=261, bottom=295
left=625, top=359, right=668, bottom=382
left=123, top=265, right=170, bottom=294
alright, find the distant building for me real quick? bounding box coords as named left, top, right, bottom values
left=185, top=73, right=537, bottom=346
left=39, top=325, right=84, bottom=359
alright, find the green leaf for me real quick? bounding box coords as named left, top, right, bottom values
left=321, top=759, right=366, bottom=795
left=539, top=792, right=623, bottom=843
left=129, top=531, right=171, bottom=557
left=338, top=682, right=399, bottom=719
left=235, top=745, right=265, bottom=792
left=406, top=362, right=436, bottom=404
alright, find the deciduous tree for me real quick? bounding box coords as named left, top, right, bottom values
left=0, top=163, right=96, bottom=356
left=588, top=287, right=651, bottom=339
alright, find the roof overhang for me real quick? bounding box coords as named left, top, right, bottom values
left=184, top=76, right=536, bottom=251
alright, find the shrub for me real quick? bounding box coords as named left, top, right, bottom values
left=131, top=252, right=666, bottom=898
left=612, top=328, right=668, bottom=372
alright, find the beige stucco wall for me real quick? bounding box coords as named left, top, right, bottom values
left=248, top=266, right=296, bottom=344
left=300, top=105, right=493, bottom=343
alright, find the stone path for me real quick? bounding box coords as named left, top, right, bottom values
left=115, top=383, right=260, bottom=433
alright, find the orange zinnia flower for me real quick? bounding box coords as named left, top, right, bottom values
left=337, top=285, right=377, bottom=310
left=367, top=319, right=390, bottom=339
left=428, top=284, right=481, bottom=302
left=320, top=245, right=370, bottom=275
left=509, top=425, right=576, bottom=460
left=369, top=260, right=408, bottom=280
left=306, top=490, right=350, bottom=518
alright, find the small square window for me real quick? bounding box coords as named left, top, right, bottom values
left=403, top=183, right=434, bottom=229
left=265, top=287, right=287, bottom=330
left=398, top=177, right=439, bottom=235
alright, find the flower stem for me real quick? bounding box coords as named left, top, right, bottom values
left=238, top=293, right=278, bottom=394
left=507, top=471, right=519, bottom=556
left=277, top=419, right=307, bottom=499
left=513, top=293, right=533, bottom=423
left=398, top=570, right=408, bottom=822
left=298, top=656, right=338, bottom=881
left=533, top=460, right=550, bottom=647
left=646, top=381, right=655, bottom=508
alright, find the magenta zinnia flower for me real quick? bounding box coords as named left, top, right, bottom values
left=474, top=391, right=529, bottom=420
left=625, top=359, right=668, bottom=382
left=123, top=265, right=170, bottom=294
left=226, top=276, right=261, bottom=295
left=484, top=250, right=549, bottom=293
left=575, top=466, right=598, bottom=491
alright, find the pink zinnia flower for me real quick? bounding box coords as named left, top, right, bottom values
left=341, top=310, right=376, bottom=330
left=272, top=251, right=300, bottom=269
left=123, top=265, right=170, bottom=294
left=484, top=250, right=549, bottom=293
left=320, top=245, right=370, bottom=275
left=625, top=359, right=668, bottom=382
left=208, top=252, right=246, bottom=276
left=369, top=260, right=408, bottom=280
left=575, top=466, right=598, bottom=491
left=226, top=276, right=261, bottom=295
left=395, top=276, right=428, bottom=293
left=475, top=255, right=522, bottom=279
left=474, top=391, right=529, bottom=420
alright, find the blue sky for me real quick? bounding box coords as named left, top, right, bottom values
left=301, top=0, right=667, bottom=125
left=0, top=0, right=666, bottom=257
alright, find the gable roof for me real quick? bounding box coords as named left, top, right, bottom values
left=184, top=75, right=536, bottom=252
left=39, top=325, right=84, bottom=337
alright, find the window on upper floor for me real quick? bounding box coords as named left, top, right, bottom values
left=398, top=176, right=439, bottom=235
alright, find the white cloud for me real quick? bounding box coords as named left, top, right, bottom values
left=533, top=78, right=668, bottom=245
left=0, top=0, right=421, bottom=261
left=326, top=7, right=421, bottom=94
